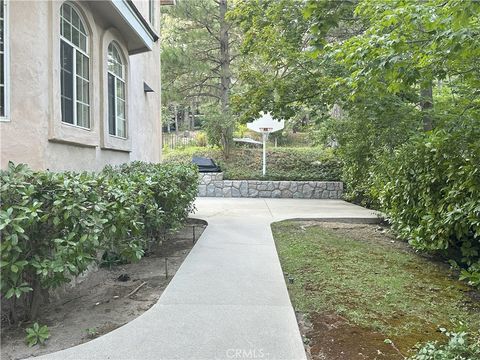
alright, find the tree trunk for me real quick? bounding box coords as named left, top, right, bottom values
left=29, top=278, right=44, bottom=320
left=420, top=82, right=433, bottom=131
left=167, top=107, right=171, bottom=133
left=174, top=104, right=178, bottom=135
left=219, top=0, right=232, bottom=158
left=219, top=0, right=230, bottom=114
left=190, top=102, right=195, bottom=130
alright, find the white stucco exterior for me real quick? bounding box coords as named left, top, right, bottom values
left=0, top=0, right=164, bottom=171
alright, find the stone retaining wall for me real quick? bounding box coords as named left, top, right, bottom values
left=198, top=173, right=343, bottom=199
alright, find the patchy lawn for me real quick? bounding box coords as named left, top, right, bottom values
left=272, top=221, right=480, bottom=359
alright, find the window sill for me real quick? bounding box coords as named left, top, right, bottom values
left=48, top=137, right=97, bottom=148
left=48, top=122, right=98, bottom=148
left=61, top=121, right=92, bottom=131
left=100, top=145, right=131, bottom=153
left=101, top=135, right=131, bottom=153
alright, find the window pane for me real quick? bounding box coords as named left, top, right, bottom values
left=71, top=8, right=80, bottom=30
left=82, top=54, right=89, bottom=79
left=116, top=99, right=125, bottom=120
left=75, top=52, right=89, bottom=80
left=118, top=118, right=126, bottom=138
left=0, top=86, right=4, bottom=117
left=72, top=28, right=79, bottom=48
left=76, top=103, right=89, bottom=128
left=61, top=3, right=87, bottom=51
left=1, top=2, right=4, bottom=53
left=61, top=41, right=74, bottom=124
left=64, top=22, right=71, bottom=42
left=62, top=4, right=71, bottom=22
left=117, top=63, right=123, bottom=78
left=108, top=73, right=116, bottom=135
left=82, top=79, right=89, bottom=104
left=76, top=76, right=83, bottom=102
left=80, top=34, right=87, bottom=53
left=62, top=97, right=73, bottom=124
left=76, top=103, right=83, bottom=126
left=108, top=43, right=123, bottom=78
left=79, top=21, right=86, bottom=37
left=61, top=42, right=73, bottom=72
left=116, top=80, right=125, bottom=100
left=75, top=52, right=82, bottom=78
left=0, top=52, right=3, bottom=85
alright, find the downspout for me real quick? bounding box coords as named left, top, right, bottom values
left=158, top=3, right=163, bottom=162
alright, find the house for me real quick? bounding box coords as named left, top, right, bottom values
left=0, top=0, right=173, bottom=171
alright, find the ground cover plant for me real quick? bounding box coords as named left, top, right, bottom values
left=272, top=221, right=480, bottom=359
left=163, top=146, right=342, bottom=181
left=0, top=161, right=198, bottom=327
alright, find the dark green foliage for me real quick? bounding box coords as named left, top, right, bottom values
left=372, top=118, right=480, bottom=286
left=0, top=162, right=198, bottom=321
left=409, top=329, right=480, bottom=360
left=164, top=146, right=342, bottom=181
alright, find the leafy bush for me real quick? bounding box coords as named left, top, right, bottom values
left=164, top=146, right=342, bottom=181
left=372, top=118, right=480, bottom=286
left=0, top=161, right=198, bottom=321
left=194, top=132, right=208, bottom=147
left=409, top=330, right=480, bottom=360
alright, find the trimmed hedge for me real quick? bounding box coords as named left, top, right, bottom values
left=163, top=146, right=342, bottom=181
left=372, top=120, right=480, bottom=286
left=0, top=161, right=198, bottom=321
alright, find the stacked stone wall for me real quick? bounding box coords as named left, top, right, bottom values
left=198, top=173, right=343, bottom=199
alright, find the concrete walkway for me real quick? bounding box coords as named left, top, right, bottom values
left=34, top=199, right=378, bottom=360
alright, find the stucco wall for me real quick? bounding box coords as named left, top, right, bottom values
left=0, top=0, right=162, bottom=171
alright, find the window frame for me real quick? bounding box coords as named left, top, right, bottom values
left=107, top=42, right=127, bottom=139
left=0, top=0, right=9, bottom=121
left=60, top=1, right=91, bottom=129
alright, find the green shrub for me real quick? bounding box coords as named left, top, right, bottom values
left=164, top=146, right=342, bottom=181
left=372, top=118, right=480, bottom=286
left=0, top=161, right=198, bottom=321
left=194, top=132, right=208, bottom=147
left=409, top=330, right=480, bottom=360
left=25, top=322, right=50, bottom=347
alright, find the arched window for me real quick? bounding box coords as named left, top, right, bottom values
left=60, top=2, right=90, bottom=128
left=107, top=42, right=126, bottom=138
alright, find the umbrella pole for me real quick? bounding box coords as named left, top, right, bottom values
left=262, top=132, right=267, bottom=176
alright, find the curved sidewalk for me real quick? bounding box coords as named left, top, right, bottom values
left=33, top=198, right=378, bottom=360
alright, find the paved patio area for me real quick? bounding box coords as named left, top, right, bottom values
left=33, top=198, right=378, bottom=360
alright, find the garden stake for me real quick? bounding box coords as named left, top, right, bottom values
left=126, top=282, right=147, bottom=298
left=165, top=258, right=168, bottom=279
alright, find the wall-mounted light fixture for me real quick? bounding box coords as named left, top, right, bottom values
left=144, top=82, right=155, bottom=93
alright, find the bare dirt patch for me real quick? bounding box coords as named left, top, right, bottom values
left=1, top=220, right=206, bottom=360
left=301, top=312, right=404, bottom=360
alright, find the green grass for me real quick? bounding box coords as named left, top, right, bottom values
left=272, top=221, right=480, bottom=351
left=163, top=146, right=342, bottom=181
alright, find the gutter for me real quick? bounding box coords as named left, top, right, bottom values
left=125, top=0, right=159, bottom=42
